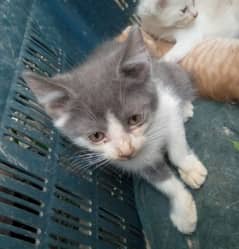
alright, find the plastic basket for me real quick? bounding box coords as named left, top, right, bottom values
left=0, top=0, right=145, bottom=248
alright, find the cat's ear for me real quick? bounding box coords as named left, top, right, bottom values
left=22, top=71, right=72, bottom=118
left=119, top=26, right=151, bottom=81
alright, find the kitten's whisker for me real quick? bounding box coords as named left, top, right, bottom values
left=68, top=153, right=101, bottom=161
left=70, top=158, right=104, bottom=170
left=91, top=160, right=110, bottom=172
left=70, top=157, right=108, bottom=172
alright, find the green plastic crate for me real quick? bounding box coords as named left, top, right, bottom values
left=0, top=0, right=145, bottom=248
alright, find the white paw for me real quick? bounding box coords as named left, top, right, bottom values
left=179, top=155, right=208, bottom=189
left=170, top=190, right=197, bottom=234
left=183, top=102, right=194, bottom=122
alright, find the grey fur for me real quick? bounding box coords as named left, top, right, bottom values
left=154, top=61, right=196, bottom=103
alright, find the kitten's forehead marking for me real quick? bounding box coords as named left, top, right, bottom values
left=107, top=112, right=126, bottom=140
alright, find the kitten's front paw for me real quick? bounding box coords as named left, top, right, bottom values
left=170, top=190, right=197, bottom=234
left=179, top=155, right=208, bottom=189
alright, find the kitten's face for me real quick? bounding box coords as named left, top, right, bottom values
left=139, top=0, right=198, bottom=28
left=23, top=27, right=158, bottom=165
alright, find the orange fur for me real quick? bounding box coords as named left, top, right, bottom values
left=117, top=27, right=239, bottom=102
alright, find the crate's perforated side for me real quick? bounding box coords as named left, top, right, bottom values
left=0, top=156, right=46, bottom=248
left=0, top=0, right=145, bottom=248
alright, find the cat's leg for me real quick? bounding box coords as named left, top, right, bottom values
left=141, top=165, right=197, bottom=234
left=166, top=113, right=207, bottom=189
left=183, top=101, right=194, bottom=122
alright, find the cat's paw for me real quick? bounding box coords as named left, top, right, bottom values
left=170, top=190, right=197, bottom=234
left=179, top=155, right=208, bottom=189
left=183, top=102, right=194, bottom=122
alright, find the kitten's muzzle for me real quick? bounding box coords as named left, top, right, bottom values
left=118, top=151, right=136, bottom=160
left=117, top=141, right=136, bottom=160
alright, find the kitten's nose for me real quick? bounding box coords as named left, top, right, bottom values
left=118, top=141, right=136, bottom=160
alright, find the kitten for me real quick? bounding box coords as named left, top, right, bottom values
left=23, top=26, right=207, bottom=234
left=137, top=0, right=239, bottom=62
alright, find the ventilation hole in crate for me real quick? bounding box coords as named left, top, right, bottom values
left=97, top=178, right=124, bottom=201
left=120, top=0, right=129, bottom=8
left=0, top=228, right=37, bottom=245
left=54, top=185, right=92, bottom=213
left=23, top=23, right=62, bottom=75
left=52, top=208, right=92, bottom=227
left=9, top=108, right=52, bottom=138
left=98, top=228, right=127, bottom=249
left=100, top=167, right=133, bottom=189
left=0, top=159, right=45, bottom=183
left=13, top=91, right=52, bottom=125
left=129, top=14, right=141, bottom=25
left=28, top=32, right=59, bottom=58
left=58, top=146, right=94, bottom=182
left=22, top=57, right=50, bottom=76
left=65, top=54, right=76, bottom=69
left=0, top=185, right=42, bottom=206
left=58, top=157, right=93, bottom=182
left=14, top=91, right=44, bottom=112
left=132, top=14, right=141, bottom=24
left=0, top=215, right=38, bottom=234
left=49, top=233, right=92, bottom=249
left=0, top=196, right=40, bottom=215
left=17, top=77, right=30, bottom=90
left=113, top=0, right=130, bottom=10
left=4, top=127, right=50, bottom=157
left=99, top=207, right=126, bottom=230
left=128, top=224, right=143, bottom=239
left=0, top=168, right=44, bottom=191
left=25, top=47, right=60, bottom=73
left=51, top=208, right=92, bottom=236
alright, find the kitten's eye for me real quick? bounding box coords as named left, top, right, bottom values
left=128, top=114, right=144, bottom=128
left=88, top=132, right=105, bottom=144
left=181, top=6, right=188, bottom=13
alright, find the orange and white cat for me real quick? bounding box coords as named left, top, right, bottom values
left=137, top=0, right=239, bottom=62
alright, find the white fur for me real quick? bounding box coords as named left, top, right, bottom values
left=138, top=0, right=239, bottom=61
left=54, top=114, right=70, bottom=128
left=155, top=176, right=197, bottom=233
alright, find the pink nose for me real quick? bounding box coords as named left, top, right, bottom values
left=118, top=149, right=135, bottom=160
left=118, top=144, right=136, bottom=160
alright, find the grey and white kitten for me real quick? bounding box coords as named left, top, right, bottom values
left=137, top=0, right=239, bottom=62
left=23, top=26, right=207, bottom=234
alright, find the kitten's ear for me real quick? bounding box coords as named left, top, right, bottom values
left=119, top=26, right=151, bottom=81
left=22, top=71, right=72, bottom=118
